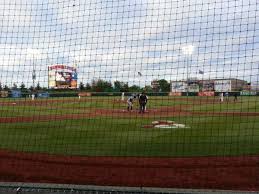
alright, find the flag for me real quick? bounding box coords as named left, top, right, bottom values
left=199, top=70, right=204, bottom=74
left=138, top=72, right=142, bottom=76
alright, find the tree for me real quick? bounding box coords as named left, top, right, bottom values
left=85, top=83, right=92, bottom=91
left=79, top=82, right=85, bottom=90
left=3, top=85, right=9, bottom=91
left=157, top=79, right=170, bottom=92
left=92, top=79, right=113, bottom=92
left=129, top=85, right=141, bottom=92
left=36, top=82, right=41, bottom=90
left=142, top=85, right=153, bottom=93
left=20, top=82, right=26, bottom=91
left=114, top=81, right=122, bottom=92
left=122, top=82, right=129, bottom=92
left=29, top=86, right=34, bottom=91
left=114, top=81, right=129, bottom=92
left=12, top=83, right=18, bottom=90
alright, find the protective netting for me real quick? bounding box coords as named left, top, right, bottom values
left=0, top=0, right=258, bottom=191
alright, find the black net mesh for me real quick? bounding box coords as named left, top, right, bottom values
left=0, top=0, right=258, bottom=191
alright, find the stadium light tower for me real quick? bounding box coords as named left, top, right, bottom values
left=28, top=49, right=41, bottom=100
left=46, top=57, right=52, bottom=89
left=28, top=49, right=40, bottom=89
left=182, top=45, right=195, bottom=96
left=32, top=55, right=36, bottom=89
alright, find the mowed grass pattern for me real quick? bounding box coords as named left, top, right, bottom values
left=0, top=96, right=258, bottom=157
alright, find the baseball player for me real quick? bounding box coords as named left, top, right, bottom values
left=138, top=92, right=148, bottom=113
left=219, top=92, right=224, bottom=102
left=127, top=95, right=135, bottom=111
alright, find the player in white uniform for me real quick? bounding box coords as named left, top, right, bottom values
left=219, top=92, right=224, bottom=102
left=127, top=96, right=135, bottom=111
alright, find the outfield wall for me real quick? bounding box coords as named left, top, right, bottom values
left=1, top=91, right=259, bottom=98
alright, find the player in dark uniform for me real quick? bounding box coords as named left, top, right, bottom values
left=234, top=92, right=238, bottom=102
left=138, top=92, right=148, bottom=113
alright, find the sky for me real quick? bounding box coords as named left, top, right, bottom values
left=0, top=0, right=258, bottom=88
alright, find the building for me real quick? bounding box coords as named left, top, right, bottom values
left=250, top=83, right=259, bottom=91
left=171, top=78, right=248, bottom=92
left=213, top=79, right=247, bottom=92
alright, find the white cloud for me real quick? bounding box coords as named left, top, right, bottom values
left=0, top=1, right=33, bottom=29
left=0, top=0, right=258, bottom=87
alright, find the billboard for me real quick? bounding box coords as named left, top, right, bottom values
left=0, top=91, right=8, bottom=98
left=171, top=81, right=188, bottom=92
left=38, top=92, right=50, bottom=98
left=198, top=91, right=215, bottom=96
left=11, top=90, right=21, bottom=98
left=48, top=65, right=77, bottom=89
left=214, top=80, right=231, bottom=92
left=240, top=91, right=257, bottom=96
left=169, top=92, right=182, bottom=96
left=188, top=84, right=200, bottom=92
left=201, top=81, right=214, bottom=91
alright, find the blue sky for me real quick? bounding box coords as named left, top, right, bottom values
left=0, top=0, right=258, bottom=88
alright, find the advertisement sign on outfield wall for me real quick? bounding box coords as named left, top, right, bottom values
left=0, top=91, right=8, bottom=98
left=198, top=91, right=215, bottom=96
left=78, top=92, right=92, bottom=97
left=240, top=91, right=257, bottom=96
left=169, top=92, right=182, bottom=96
left=188, top=84, right=200, bottom=92
left=38, top=92, right=50, bottom=98
left=171, top=81, right=188, bottom=92
left=11, top=90, right=21, bottom=98
left=48, top=65, right=77, bottom=89
left=214, top=80, right=231, bottom=92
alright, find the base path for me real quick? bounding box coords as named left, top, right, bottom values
left=0, top=150, right=258, bottom=191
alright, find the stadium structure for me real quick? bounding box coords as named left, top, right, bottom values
left=171, top=78, right=249, bottom=93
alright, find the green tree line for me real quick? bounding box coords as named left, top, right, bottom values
left=0, top=79, right=170, bottom=93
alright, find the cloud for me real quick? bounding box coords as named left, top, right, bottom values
left=0, top=0, right=258, bottom=87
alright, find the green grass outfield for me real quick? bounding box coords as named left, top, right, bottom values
left=0, top=96, right=258, bottom=157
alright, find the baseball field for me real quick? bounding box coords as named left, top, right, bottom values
left=0, top=95, right=258, bottom=190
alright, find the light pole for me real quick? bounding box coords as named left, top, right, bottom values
left=46, top=57, right=52, bottom=89
left=73, top=59, right=80, bottom=89
left=28, top=49, right=40, bottom=88
left=32, top=55, right=36, bottom=90
left=28, top=49, right=40, bottom=100
left=182, top=45, right=195, bottom=96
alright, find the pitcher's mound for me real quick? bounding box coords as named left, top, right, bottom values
left=143, top=120, right=189, bottom=129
